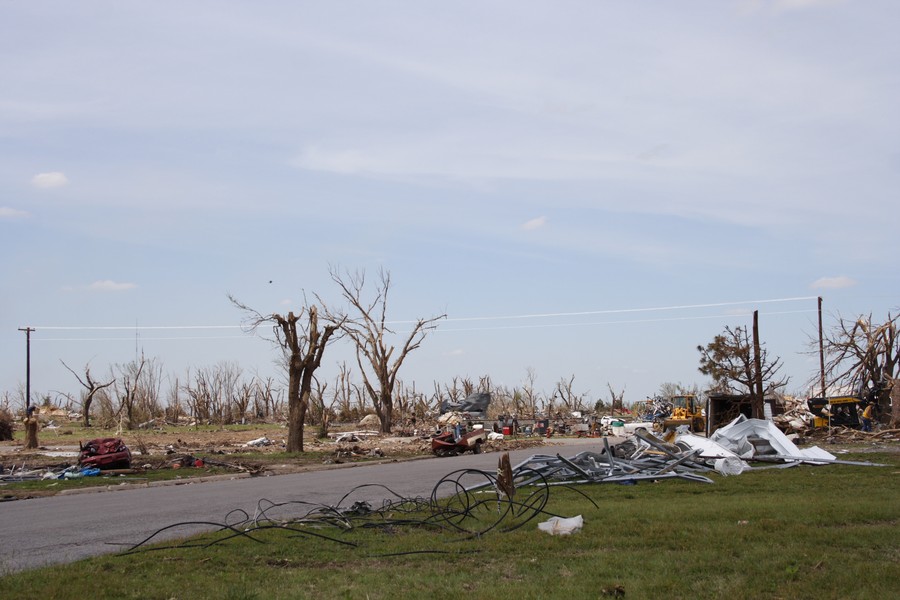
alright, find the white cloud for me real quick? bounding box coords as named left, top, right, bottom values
left=446, top=349, right=465, bottom=356
left=522, top=216, right=547, bottom=231
left=87, top=280, right=137, bottom=292
left=0, top=206, right=29, bottom=219
left=31, top=172, right=69, bottom=189
left=811, top=276, right=857, bottom=289
left=279, top=298, right=292, bottom=306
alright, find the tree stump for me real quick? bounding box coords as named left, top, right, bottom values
left=24, top=417, right=39, bottom=449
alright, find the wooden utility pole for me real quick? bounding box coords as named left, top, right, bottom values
left=18, top=327, right=38, bottom=448
left=17, top=327, right=34, bottom=411
left=818, top=297, right=826, bottom=398
left=752, top=311, right=764, bottom=419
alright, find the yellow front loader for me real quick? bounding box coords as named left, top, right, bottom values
left=663, top=394, right=705, bottom=434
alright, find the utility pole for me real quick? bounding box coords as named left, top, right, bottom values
left=18, top=327, right=35, bottom=411
left=752, top=311, right=764, bottom=419
left=818, top=297, right=826, bottom=398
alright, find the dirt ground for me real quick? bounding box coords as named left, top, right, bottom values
left=0, top=420, right=548, bottom=476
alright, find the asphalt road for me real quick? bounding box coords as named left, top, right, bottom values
left=0, top=438, right=614, bottom=574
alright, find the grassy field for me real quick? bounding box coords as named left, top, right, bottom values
left=1, top=450, right=897, bottom=599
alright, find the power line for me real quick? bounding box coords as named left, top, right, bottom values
left=27, top=295, right=818, bottom=331
left=31, top=325, right=243, bottom=331
left=439, top=296, right=818, bottom=323
left=26, top=309, right=816, bottom=340
left=437, top=309, right=816, bottom=333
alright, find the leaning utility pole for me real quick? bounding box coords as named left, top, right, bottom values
left=18, top=327, right=35, bottom=412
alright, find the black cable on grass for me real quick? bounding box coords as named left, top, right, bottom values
left=121, top=521, right=267, bottom=555
left=120, top=464, right=586, bottom=558
left=368, top=549, right=482, bottom=558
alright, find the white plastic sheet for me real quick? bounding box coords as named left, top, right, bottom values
left=537, top=515, right=584, bottom=535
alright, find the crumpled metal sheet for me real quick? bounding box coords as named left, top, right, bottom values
left=710, top=415, right=836, bottom=464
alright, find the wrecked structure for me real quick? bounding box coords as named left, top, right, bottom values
left=439, top=391, right=491, bottom=420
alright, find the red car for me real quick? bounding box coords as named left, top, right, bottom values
left=78, top=438, right=132, bottom=470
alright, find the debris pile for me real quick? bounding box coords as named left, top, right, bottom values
left=771, top=395, right=812, bottom=433
left=494, top=417, right=885, bottom=489
left=507, top=439, right=715, bottom=487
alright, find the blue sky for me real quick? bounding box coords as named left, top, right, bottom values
left=2, top=0, right=898, bottom=407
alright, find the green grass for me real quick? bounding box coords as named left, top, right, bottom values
left=1, top=452, right=898, bottom=599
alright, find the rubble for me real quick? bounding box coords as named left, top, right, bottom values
left=331, top=431, right=380, bottom=443
left=242, top=436, right=274, bottom=447
left=465, top=423, right=887, bottom=493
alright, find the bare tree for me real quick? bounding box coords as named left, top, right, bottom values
left=308, top=376, right=332, bottom=438
left=251, top=374, right=278, bottom=420
left=231, top=294, right=343, bottom=452
left=821, top=313, right=900, bottom=426
left=522, top=368, right=541, bottom=419
left=61, top=361, right=115, bottom=426
left=442, top=377, right=465, bottom=405
left=606, top=383, right=626, bottom=415
left=330, top=268, right=445, bottom=433
left=233, top=379, right=254, bottom=424
left=556, top=375, right=588, bottom=414
left=698, top=325, right=787, bottom=417
left=111, top=355, right=147, bottom=430
left=332, top=363, right=355, bottom=423
left=167, top=376, right=186, bottom=424
left=136, top=357, right=165, bottom=424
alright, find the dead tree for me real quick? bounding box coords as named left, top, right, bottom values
left=556, top=375, right=588, bottom=414
left=251, top=374, right=278, bottom=420
left=61, top=361, right=115, bottom=427
left=821, top=313, right=900, bottom=426
left=332, top=363, right=354, bottom=423
left=112, top=356, right=147, bottom=430
left=607, top=383, right=626, bottom=415
left=331, top=268, right=445, bottom=434
left=522, top=368, right=541, bottom=419
left=231, top=295, right=343, bottom=452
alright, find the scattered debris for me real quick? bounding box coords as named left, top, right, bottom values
left=431, top=427, right=486, bottom=456
left=242, top=436, right=275, bottom=447
left=600, top=585, right=626, bottom=597
left=537, top=515, right=584, bottom=535
left=332, top=431, right=380, bottom=443
left=170, top=455, right=204, bottom=469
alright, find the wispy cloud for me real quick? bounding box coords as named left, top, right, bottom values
left=811, top=276, right=857, bottom=289
left=0, top=206, right=29, bottom=219
left=86, top=280, right=137, bottom=292
left=773, top=0, right=845, bottom=12
left=739, top=0, right=846, bottom=14
left=31, top=172, right=69, bottom=189
left=522, top=216, right=547, bottom=231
